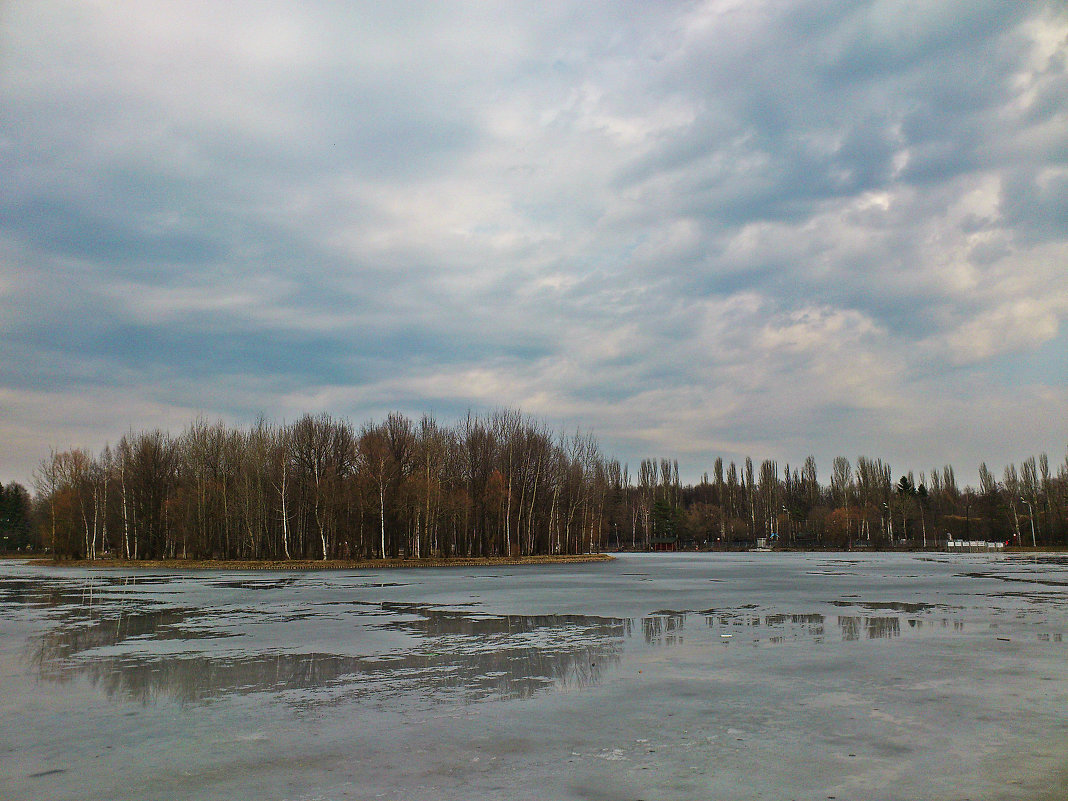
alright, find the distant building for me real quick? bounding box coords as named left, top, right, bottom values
left=945, top=540, right=1004, bottom=552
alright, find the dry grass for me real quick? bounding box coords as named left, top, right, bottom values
left=30, top=553, right=614, bottom=571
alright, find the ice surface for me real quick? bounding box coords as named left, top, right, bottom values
left=1, top=552, right=1066, bottom=800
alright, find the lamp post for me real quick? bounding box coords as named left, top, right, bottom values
left=964, top=495, right=972, bottom=540
left=1020, top=497, right=1037, bottom=548
left=1010, top=499, right=1020, bottom=545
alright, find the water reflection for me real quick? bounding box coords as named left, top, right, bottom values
left=643, top=613, right=685, bottom=645
left=27, top=599, right=629, bottom=706
left=1, top=573, right=976, bottom=709
left=698, top=610, right=828, bottom=641
left=34, top=646, right=620, bottom=707
left=838, top=616, right=900, bottom=640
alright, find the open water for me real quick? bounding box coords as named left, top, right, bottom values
left=1, top=552, right=1066, bottom=800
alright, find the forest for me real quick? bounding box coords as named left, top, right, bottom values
left=12, top=409, right=1068, bottom=560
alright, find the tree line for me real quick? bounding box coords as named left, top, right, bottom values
left=12, top=410, right=1068, bottom=559
left=0, top=480, right=33, bottom=552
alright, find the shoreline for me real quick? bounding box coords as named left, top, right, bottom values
left=6, top=545, right=1066, bottom=570
left=22, top=553, right=614, bottom=571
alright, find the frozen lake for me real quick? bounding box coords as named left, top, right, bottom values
left=1, top=552, right=1066, bottom=800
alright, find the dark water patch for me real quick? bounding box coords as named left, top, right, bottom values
left=100, top=575, right=187, bottom=584
left=27, top=768, right=67, bottom=778
left=31, top=606, right=228, bottom=668
left=379, top=602, right=631, bottom=640
left=32, top=614, right=626, bottom=706
left=1006, top=554, right=1068, bottom=566
left=989, top=591, right=1068, bottom=604
left=41, top=647, right=619, bottom=706
left=212, top=577, right=305, bottom=590
left=829, top=600, right=942, bottom=613
left=0, top=577, right=115, bottom=608
left=816, top=559, right=865, bottom=565
left=24, top=595, right=633, bottom=706
left=960, top=572, right=1068, bottom=588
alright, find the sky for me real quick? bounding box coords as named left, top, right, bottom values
left=2, top=1, right=1067, bottom=490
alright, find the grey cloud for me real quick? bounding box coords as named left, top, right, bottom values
left=2, top=197, right=225, bottom=266
left=1001, top=168, right=1068, bottom=244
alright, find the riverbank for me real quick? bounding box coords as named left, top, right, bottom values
left=27, top=553, right=614, bottom=571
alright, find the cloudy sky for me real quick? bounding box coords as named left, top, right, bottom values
left=2, top=1, right=1067, bottom=489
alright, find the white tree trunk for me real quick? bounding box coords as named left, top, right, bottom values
left=280, top=465, right=291, bottom=560
left=379, top=479, right=386, bottom=559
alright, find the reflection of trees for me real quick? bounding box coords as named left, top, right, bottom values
left=380, top=602, right=631, bottom=640
left=36, top=648, right=624, bottom=706
left=700, top=611, right=827, bottom=639
left=9, top=571, right=965, bottom=710
left=762, top=613, right=826, bottom=637
left=0, top=576, right=116, bottom=610
left=29, top=600, right=629, bottom=706
left=31, top=606, right=198, bottom=671
left=837, top=616, right=900, bottom=640
left=642, top=614, right=685, bottom=645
